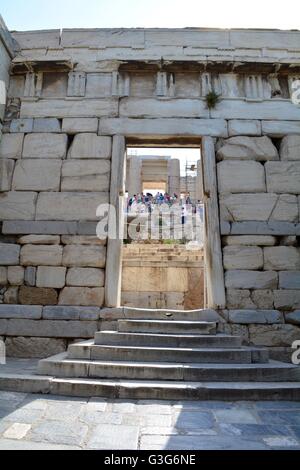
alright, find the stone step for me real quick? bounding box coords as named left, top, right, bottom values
left=94, top=331, right=242, bottom=348
left=107, top=308, right=223, bottom=323
left=38, top=354, right=300, bottom=382
left=117, top=319, right=217, bottom=335
left=67, top=341, right=268, bottom=364
left=47, top=377, right=300, bottom=401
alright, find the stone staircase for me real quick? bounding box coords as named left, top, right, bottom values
left=37, top=308, right=300, bottom=400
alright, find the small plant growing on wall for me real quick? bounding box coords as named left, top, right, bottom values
left=205, top=91, right=221, bottom=109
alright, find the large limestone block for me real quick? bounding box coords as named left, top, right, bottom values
left=228, top=120, right=261, bottom=137
left=280, top=135, right=300, bottom=161
left=279, top=272, right=300, bottom=289
left=274, top=290, right=300, bottom=310
left=61, top=159, right=110, bottom=192
left=36, top=192, right=109, bottom=221
left=0, top=160, right=15, bottom=191
left=7, top=266, right=24, bottom=286
left=229, top=310, right=283, bottom=324
left=251, top=289, right=274, bottom=309
left=20, top=245, right=63, bottom=267
left=211, top=100, right=300, bottom=121
left=67, top=134, right=111, bottom=159
left=223, top=235, right=276, bottom=246
left=270, top=195, right=298, bottom=222
left=12, top=159, right=62, bottom=191
left=119, top=98, right=209, bottom=118
left=22, top=133, right=68, bottom=159
left=225, top=270, right=278, bottom=289
left=0, top=134, right=24, bottom=159
left=61, top=236, right=106, bottom=246
left=63, top=245, right=106, bottom=268
left=62, top=118, right=98, bottom=134
left=0, top=244, right=20, bottom=266
left=249, top=324, right=300, bottom=347
left=10, top=119, right=33, bottom=133
left=264, top=247, right=300, bottom=270
left=58, top=287, right=104, bottom=307
left=0, top=305, right=42, bottom=319
left=285, top=311, right=300, bottom=326
left=19, top=286, right=58, bottom=306
left=36, top=266, right=66, bottom=288
left=5, top=337, right=67, bottom=359
left=262, top=121, right=300, bottom=137
left=20, top=99, right=118, bottom=119
left=66, top=268, right=105, bottom=287
left=18, top=235, right=60, bottom=245
left=226, top=289, right=256, bottom=309
left=43, top=306, right=100, bottom=320
left=220, top=194, right=277, bottom=221
left=217, top=136, right=279, bottom=161
left=0, top=191, right=37, bottom=220
left=33, top=118, right=61, bottom=133
left=99, top=118, right=228, bottom=138
left=223, top=246, right=263, bottom=270
left=0, top=318, right=99, bottom=338
left=217, top=161, right=265, bottom=193
left=265, top=162, right=300, bottom=194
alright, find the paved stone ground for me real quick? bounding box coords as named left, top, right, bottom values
left=0, top=391, right=299, bottom=450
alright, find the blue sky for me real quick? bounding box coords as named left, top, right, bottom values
left=1, top=0, right=300, bottom=30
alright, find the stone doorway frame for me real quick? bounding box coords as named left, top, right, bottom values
left=104, top=135, right=226, bottom=310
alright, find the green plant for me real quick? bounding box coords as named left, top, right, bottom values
left=205, top=91, right=221, bottom=110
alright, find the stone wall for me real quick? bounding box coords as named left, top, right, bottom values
left=122, top=244, right=204, bottom=310
left=0, top=26, right=300, bottom=358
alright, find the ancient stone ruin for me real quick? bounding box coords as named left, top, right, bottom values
left=0, top=18, right=300, bottom=399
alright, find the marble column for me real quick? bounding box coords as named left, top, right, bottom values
left=127, top=156, right=142, bottom=196
left=168, top=159, right=181, bottom=196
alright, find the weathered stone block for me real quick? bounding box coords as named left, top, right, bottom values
left=230, top=221, right=299, bottom=236
left=262, top=121, right=300, bottom=137
left=62, top=118, right=98, bottom=134
left=61, top=159, right=110, bottom=192
left=0, top=192, right=37, bottom=220
left=36, top=192, right=109, bottom=221
left=10, top=119, right=33, bottom=133
left=7, top=266, right=24, bottom=286
left=251, top=290, right=274, bottom=309
left=223, top=235, right=276, bottom=246
left=0, top=305, right=42, bottom=319
left=279, top=271, right=300, bottom=289
left=229, top=310, right=283, bottom=324
left=22, top=133, right=68, bottom=159
left=66, top=268, right=105, bottom=287
left=226, top=289, right=256, bottom=309
left=223, top=246, right=263, bottom=270
left=68, top=134, right=111, bottom=159
left=12, top=159, right=62, bottom=191
left=217, top=160, right=265, bottom=193
left=119, top=97, right=209, bottom=118
left=61, top=235, right=106, bottom=245
left=0, top=160, right=15, bottom=191
left=274, top=290, right=300, bottom=310
left=265, top=162, right=300, bottom=194
left=270, top=194, right=298, bottom=222
left=0, top=319, right=99, bottom=338
left=58, top=287, right=104, bottom=307
left=0, top=266, right=7, bottom=284
left=33, top=118, right=61, bottom=133
left=18, top=235, right=60, bottom=245
left=0, top=244, right=20, bottom=266
left=21, top=99, right=118, bottom=119
left=19, top=286, right=58, bottom=306
left=249, top=324, right=300, bottom=347
left=0, top=134, right=24, bottom=159
left=217, top=136, right=279, bottom=161
left=264, top=247, right=300, bottom=270
left=225, top=270, right=278, bottom=289
left=20, top=245, right=63, bottom=267
left=24, top=267, right=36, bottom=287
left=220, top=194, right=277, bottom=221
left=36, top=267, right=66, bottom=289
left=62, top=245, right=106, bottom=268
left=4, top=287, right=19, bottom=304
left=3, top=221, right=78, bottom=235
left=228, top=120, right=261, bottom=137
left=43, top=306, right=100, bottom=321
left=280, top=135, right=300, bottom=161
left=5, top=337, right=67, bottom=358
left=285, top=311, right=300, bottom=326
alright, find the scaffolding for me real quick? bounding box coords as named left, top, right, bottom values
left=181, top=160, right=198, bottom=200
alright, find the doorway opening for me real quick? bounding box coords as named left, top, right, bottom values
left=122, top=144, right=205, bottom=310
